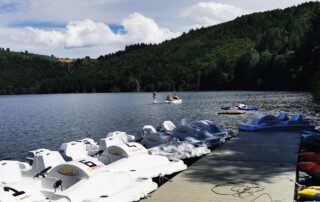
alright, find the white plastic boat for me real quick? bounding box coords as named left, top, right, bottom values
left=239, top=112, right=315, bottom=132
left=159, top=120, right=223, bottom=148
left=165, top=99, right=182, bottom=104
left=59, top=132, right=187, bottom=179
left=0, top=153, right=157, bottom=202
left=140, top=125, right=176, bottom=148
left=41, top=158, right=157, bottom=202
left=97, top=132, right=187, bottom=178
left=59, top=138, right=99, bottom=161
left=140, top=125, right=210, bottom=160
left=0, top=179, right=45, bottom=202
left=181, top=119, right=237, bottom=140
left=221, top=104, right=258, bottom=111
left=0, top=152, right=52, bottom=202
left=105, top=131, right=136, bottom=144
left=147, top=141, right=210, bottom=160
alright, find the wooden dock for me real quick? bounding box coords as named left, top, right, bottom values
left=142, top=132, right=300, bottom=202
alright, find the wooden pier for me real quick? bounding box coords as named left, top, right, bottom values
left=142, top=132, right=300, bottom=202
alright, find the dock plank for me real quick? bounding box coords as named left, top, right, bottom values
left=142, top=132, right=300, bottom=202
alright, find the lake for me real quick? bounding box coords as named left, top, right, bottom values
left=0, top=91, right=319, bottom=160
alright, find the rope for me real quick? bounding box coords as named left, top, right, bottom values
left=210, top=181, right=282, bottom=202
left=251, top=193, right=282, bottom=202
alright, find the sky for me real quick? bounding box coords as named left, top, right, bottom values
left=0, top=0, right=318, bottom=58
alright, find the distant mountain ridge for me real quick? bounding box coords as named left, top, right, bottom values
left=0, top=2, right=319, bottom=101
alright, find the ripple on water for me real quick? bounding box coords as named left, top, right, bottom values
left=0, top=91, right=319, bottom=160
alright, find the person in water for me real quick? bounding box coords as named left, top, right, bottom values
left=153, top=92, right=157, bottom=100
left=166, top=95, right=173, bottom=101
left=172, top=93, right=179, bottom=100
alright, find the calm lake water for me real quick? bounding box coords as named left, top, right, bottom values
left=0, top=91, right=319, bottom=160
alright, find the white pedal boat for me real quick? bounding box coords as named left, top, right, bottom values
left=165, top=99, right=182, bottom=104
left=147, top=141, right=210, bottom=160
left=140, top=125, right=210, bottom=160
left=0, top=181, right=45, bottom=202
left=0, top=152, right=55, bottom=202
left=59, top=138, right=100, bottom=161
left=158, top=120, right=222, bottom=148
left=0, top=153, right=157, bottom=202
left=239, top=112, right=315, bottom=132
left=180, top=119, right=237, bottom=140
left=59, top=132, right=187, bottom=179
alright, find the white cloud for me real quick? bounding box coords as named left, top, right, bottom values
left=26, top=27, right=65, bottom=47
left=122, top=12, right=179, bottom=44
left=0, top=13, right=180, bottom=57
left=0, top=27, right=64, bottom=47
left=0, top=0, right=317, bottom=57
left=181, top=2, right=247, bottom=27
left=64, top=19, right=118, bottom=48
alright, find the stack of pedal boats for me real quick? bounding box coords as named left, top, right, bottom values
left=296, top=130, right=320, bottom=201
left=0, top=119, right=236, bottom=202
left=140, top=119, right=236, bottom=160
left=238, top=112, right=315, bottom=132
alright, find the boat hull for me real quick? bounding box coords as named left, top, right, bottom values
left=221, top=107, right=258, bottom=111
left=165, top=99, right=182, bottom=104
left=298, top=186, right=320, bottom=200
left=218, top=110, right=246, bottom=115
left=237, top=107, right=258, bottom=111
left=298, top=162, right=320, bottom=178
left=300, top=152, right=320, bottom=162
left=239, top=124, right=315, bottom=132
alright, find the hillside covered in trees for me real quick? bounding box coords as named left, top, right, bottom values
left=0, top=2, right=320, bottom=101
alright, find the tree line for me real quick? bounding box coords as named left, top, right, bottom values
left=0, top=2, right=319, bottom=102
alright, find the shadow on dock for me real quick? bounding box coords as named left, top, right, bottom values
left=184, top=132, right=299, bottom=184
left=143, top=132, right=300, bottom=202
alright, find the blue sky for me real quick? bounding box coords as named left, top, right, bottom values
left=0, top=0, right=317, bottom=58
left=9, top=21, right=126, bottom=34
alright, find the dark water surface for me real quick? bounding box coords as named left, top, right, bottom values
left=0, top=91, right=319, bottom=160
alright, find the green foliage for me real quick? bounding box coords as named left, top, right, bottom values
left=0, top=2, right=320, bottom=99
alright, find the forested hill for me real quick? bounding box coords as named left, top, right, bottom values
left=0, top=2, right=320, bottom=101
